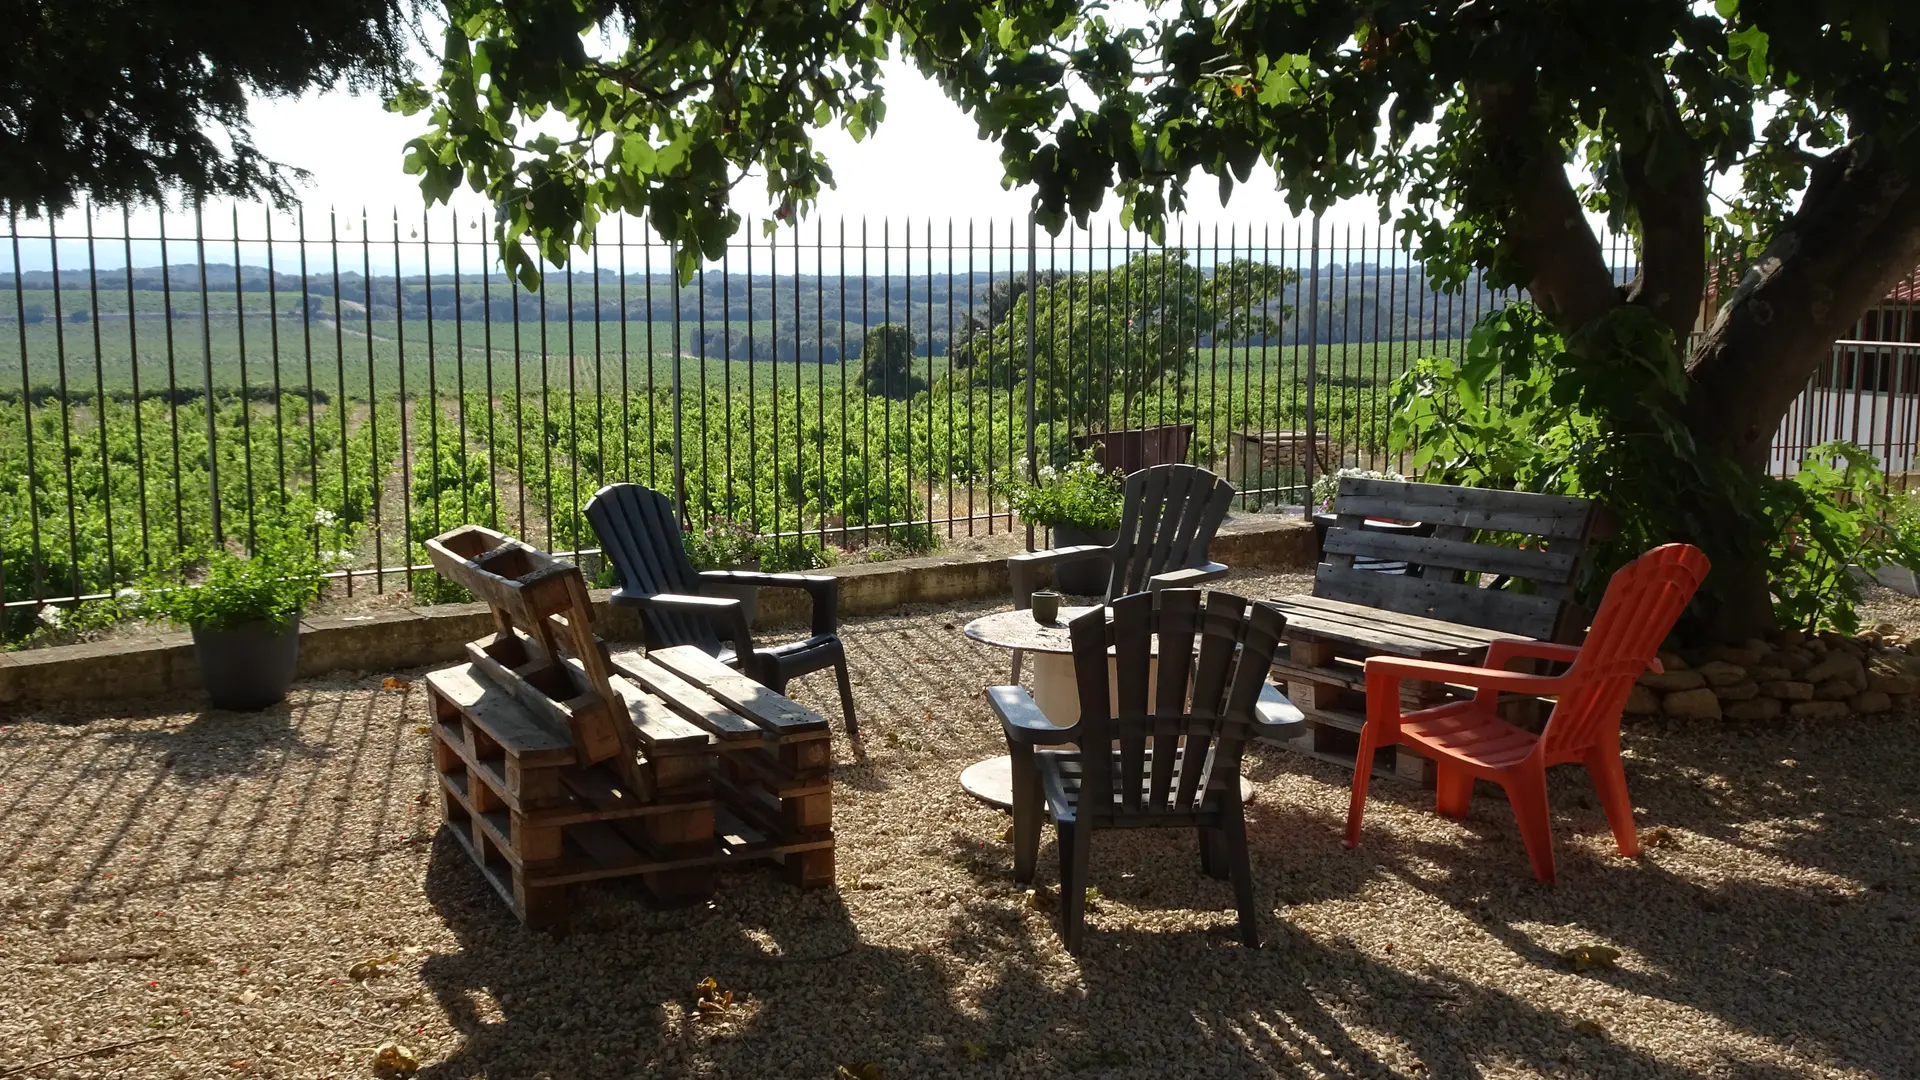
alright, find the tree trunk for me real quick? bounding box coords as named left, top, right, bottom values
left=1497, top=133, right=1920, bottom=640
left=1678, top=144, right=1920, bottom=639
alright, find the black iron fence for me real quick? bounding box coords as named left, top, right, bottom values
left=0, top=204, right=1908, bottom=631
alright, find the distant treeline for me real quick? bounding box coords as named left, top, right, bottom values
left=5, top=260, right=1544, bottom=357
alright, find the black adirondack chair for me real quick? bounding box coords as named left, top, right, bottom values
left=1006, top=462, right=1235, bottom=680
left=988, top=589, right=1290, bottom=953
left=584, top=483, right=857, bottom=738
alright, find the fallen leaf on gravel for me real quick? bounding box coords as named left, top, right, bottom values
left=382, top=677, right=411, bottom=691
left=371, top=1041, right=420, bottom=1078
left=413, top=726, right=429, bottom=736
left=1573, top=1019, right=1607, bottom=1036
left=1562, top=945, right=1620, bottom=972
left=694, top=976, right=734, bottom=1014
left=997, top=827, right=1012, bottom=843
left=349, top=953, right=400, bottom=980
left=1640, top=826, right=1680, bottom=850
left=1084, top=886, right=1103, bottom=909
left=836, top=1064, right=882, bottom=1080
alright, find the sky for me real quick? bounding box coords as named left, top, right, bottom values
left=8, top=58, right=1403, bottom=276
left=240, top=57, right=1368, bottom=232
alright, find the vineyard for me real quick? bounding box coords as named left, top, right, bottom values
left=0, top=346, right=1416, bottom=643
left=2, top=209, right=1515, bottom=646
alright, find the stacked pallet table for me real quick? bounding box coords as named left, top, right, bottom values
left=423, top=525, right=833, bottom=927
left=1264, top=594, right=1524, bottom=784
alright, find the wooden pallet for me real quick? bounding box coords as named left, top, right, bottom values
left=612, top=645, right=835, bottom=889
left=423, top=526, right=835, bottom=926
left=1269, top=639, right=1450, bottom=784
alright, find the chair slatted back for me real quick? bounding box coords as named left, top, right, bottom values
left=1316, top=477, right=1605, bottom=641
left=1106, top=464, right=1236, bottom=601
left=583, top=483, right=723, bottom=653
left=1068, top=590, right=1286, bottom=824
left=1541, top=544, right=1708, bottom=758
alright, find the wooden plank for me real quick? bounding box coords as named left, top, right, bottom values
left=567, top=820, right=643, bottom=868
left=1274, top=593, right=1500, bottom=645
left=1314, top=565, right=1563, bottom=639
left=464, top=637, right=620, bottom=755
left=597, top=669, right=713, bottom=752
left=647, top=645, right=831, bottom=737
left=1333, top=479, right=1596, bottom=539
left=609, top=649, right=763, bottom=741
left=1265, top=600, right=1488, bottom=658
left=1271, top=594, right=1519, bottom=648
left=1322, top=526, right=1577, bottom=584
left=726, top=747, right=833, bottom=798
left=425, top=665, right=575, bottom=766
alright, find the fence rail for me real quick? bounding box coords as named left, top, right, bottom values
left=0, top=204, right=1912, bottom=635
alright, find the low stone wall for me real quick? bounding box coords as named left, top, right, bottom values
left=0, top=513, right=1316, bottom=708
left=1626, top=624, right=1920, bottom=722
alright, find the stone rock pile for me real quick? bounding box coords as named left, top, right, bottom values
left=1626, top=622, right=1920, bottom=722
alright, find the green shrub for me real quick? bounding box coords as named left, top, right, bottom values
left=136, top=499, right=355, bottom=631
left=1388, top=302, right=1917, bottom=635
left=1002, top=448, right=1123, bottom=530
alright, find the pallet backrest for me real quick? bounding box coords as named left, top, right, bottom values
left=425, top=524, right=635, bottom=769
left=1314, top=478, right=1603, bottom=641
left=1103, top=464, right=1236, bottom=602
left=583, top=483, right=724, bottom=654
left=1067, top=590, right=1285, bottom=825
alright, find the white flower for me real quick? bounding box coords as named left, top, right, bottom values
left=323, top=549, right=354, bottom=566
left=36, top=606, right=64, bottom=629
left=114, top=587, right=142, bottom=602
left=312, top=507, right=339, bottom=527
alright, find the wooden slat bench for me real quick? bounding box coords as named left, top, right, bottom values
left=423, top=526, right=834, bottom=928
left=1270, top=478, right=1606, bottom=782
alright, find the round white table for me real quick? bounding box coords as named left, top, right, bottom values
left=959, top=606, right=1297, bottom=808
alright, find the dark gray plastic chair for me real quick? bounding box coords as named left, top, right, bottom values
left=1006, top=462, right=1235, bottom=679
left=584, top=483, right=857, bottom=738
left=988, top=589, right=1290, bottom=953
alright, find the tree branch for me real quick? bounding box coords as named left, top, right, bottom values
left=1468, top=80, right=1620, bottom=333
left=1686, top=141, right=1920, bottom=468
left=1618, top=61, right=1707, bottom=343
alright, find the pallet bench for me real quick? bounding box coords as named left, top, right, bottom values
left=1269, top=478, right=1605, bottom=783
left=423, top=525, right=833, bottom=927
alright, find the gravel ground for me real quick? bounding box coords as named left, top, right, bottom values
left=3, top=567, right=1917, bottom=1079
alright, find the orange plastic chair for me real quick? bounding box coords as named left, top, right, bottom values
left=1343, top=543, right=1709, bottom=883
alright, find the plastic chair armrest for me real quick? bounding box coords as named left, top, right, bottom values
left=1254, top=683, right=1305, bottom=738
left=1363, top=654, right=1571, bottom=698
left=1007, top=546, right=1111, bottom=608
left=1147, top=563, right=1229, bottom=592
left=1482, top=639, right=1583, bottom=671
left=699, top=569, right=839, bottom=636
left=987, top=685, right=1077, bottom=746
left=643, top=592, right=755, bottom=657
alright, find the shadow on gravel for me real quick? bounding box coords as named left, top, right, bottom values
left=1348, top=738, right=1920, bottom=1080
left=1619, top=714, right=1920, bottom=885
left=99, top=694, right=332, bottom=779
left=415, top=833, right=981, bottom=1080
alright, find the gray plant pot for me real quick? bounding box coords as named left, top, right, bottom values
left=1050, top=524, right=1119, bottom=596
left=192, top=615, right=301, bottom=711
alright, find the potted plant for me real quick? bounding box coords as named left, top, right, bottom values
left=1006, top=449, right=1125, bottom=594
left=138, top=502, right=352, bottom=710
left=1309, top=467, right=1409, bottom=556
left=682, top=517, right=836, bottom=624
left=683, top=517, right=767, bottom=623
